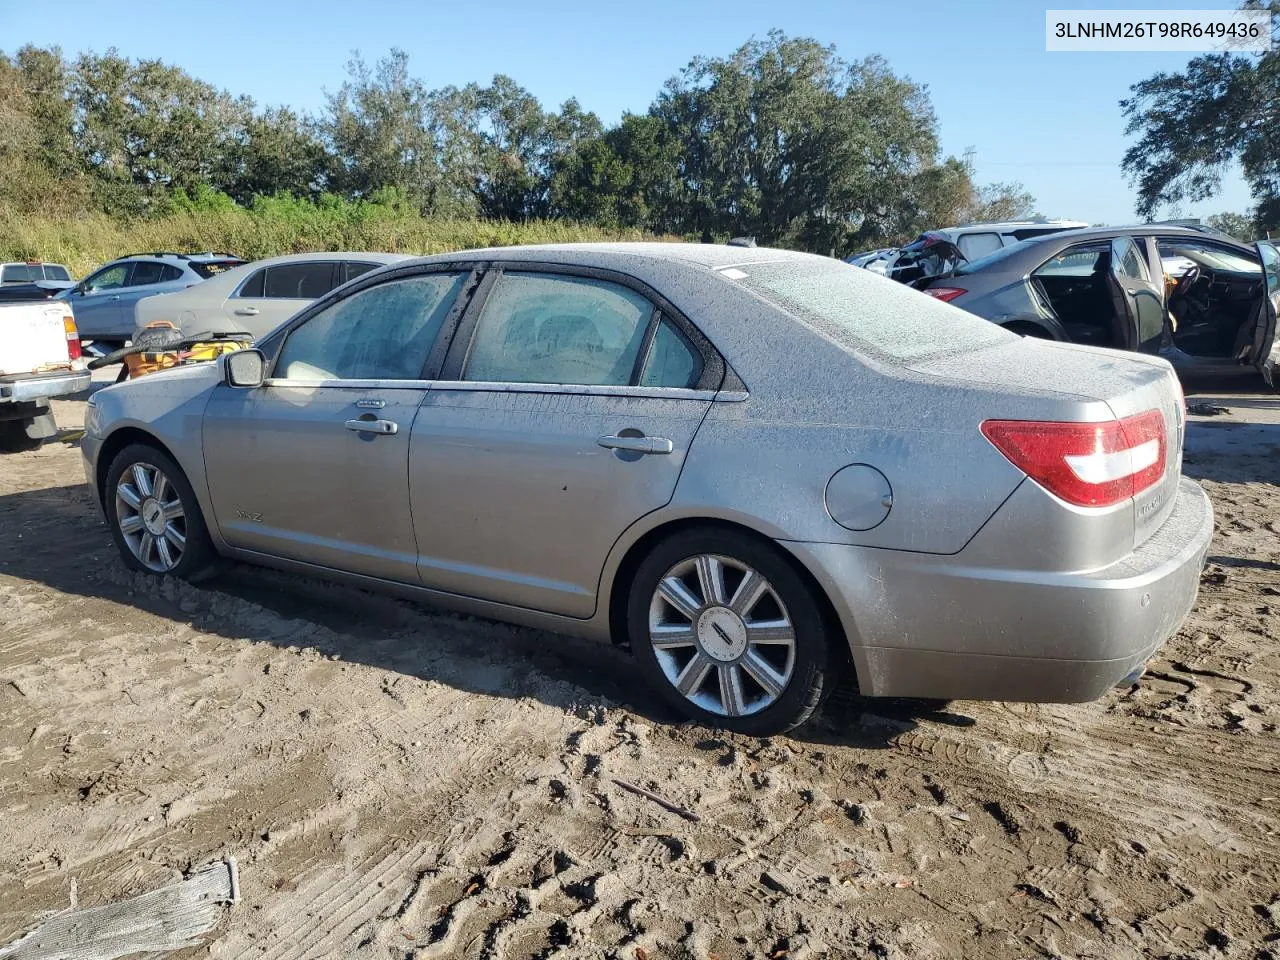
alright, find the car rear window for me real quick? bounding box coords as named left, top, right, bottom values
left=953, top=239, right=1037, bottom=274
left=42, top=265, right=70, bottom=281
left=2, top=265, right=34, bottom=283
left=190, top=259, right=245, bottom=279
left=734, top=259, right=1012, bottom=363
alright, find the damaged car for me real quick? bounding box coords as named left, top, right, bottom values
left=917, top=225, right=1280, bottom=387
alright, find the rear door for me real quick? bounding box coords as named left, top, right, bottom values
left=1253, top=241, right=1280, bottom=387
left=1109, top=237, right=1165, bottom=352
left=408, top=266, right=720, bottom=618
left=222, top=260, right=339, bottom=338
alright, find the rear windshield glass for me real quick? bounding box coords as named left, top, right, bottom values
left=190, top=259, right=245, bottom=279
left=953, top=239, right=1037, bottom=274
left=2, top=265, right=34, bottom=283
left=734, top=259, right=1012, bottom=363
left=42, top=265, right=70, bottom=280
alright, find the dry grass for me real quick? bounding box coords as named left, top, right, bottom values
left=0, top=207, right=673, bottom=277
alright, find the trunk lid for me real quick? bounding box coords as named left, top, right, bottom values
left=0, top=301, right=75, bottom=378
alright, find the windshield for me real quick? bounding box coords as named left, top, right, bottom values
left=733, top=259, right=1012, bottom=363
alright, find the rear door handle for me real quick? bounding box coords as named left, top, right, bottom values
left=598, top=434, right=673, bottom=455
left=234, top=307, right=260, bottom=316
left=345, top=418, right=399, bottom=435
left=110, top=295, right=121, bottom=301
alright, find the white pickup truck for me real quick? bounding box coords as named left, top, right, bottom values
left=0, top=299, right=90, bottom=451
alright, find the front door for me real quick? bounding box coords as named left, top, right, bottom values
left=409, top=269, right=717, bottom=618
left=1253, top=241, right=1280, bottom=387
left=1110, top=237, right=1165, bottom=352
left=68, top=262, right=132, bottom=342
left=202, top=271, right=471, bottom=582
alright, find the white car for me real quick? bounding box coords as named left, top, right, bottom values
left=133, top=252, right=413, bottom=341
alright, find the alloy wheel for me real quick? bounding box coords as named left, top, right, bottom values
left=647, top=554, right=796, bottom=717
left=115, top=462, right=187, bottom=573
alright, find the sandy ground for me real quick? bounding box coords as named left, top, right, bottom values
left=1, top=371, right=1278, bottom=960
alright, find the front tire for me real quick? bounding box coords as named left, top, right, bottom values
left=627, top=528, right=833, bottom=736
left=104, top=443, right=219, bottom=580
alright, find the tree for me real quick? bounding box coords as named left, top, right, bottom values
left=230, top=106, right=329, bottom=204
left=322, top=50, right=437, bottom=208
left=647, top=33, right=944, bottom=249
left=1206, top=210, right=1257, bottom=240
left=1120, top=1, right=1280, bottom=232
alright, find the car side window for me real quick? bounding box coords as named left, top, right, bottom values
left=344, top=261, right=380, bottom=284
left=265, top=262, right=335, bottom=299
left=958, top=232, right=1001, bottom=260
left=640, top=317, right=703, bottom=388
left=275, top=274, right=467, bottom=381
left=1115, top=239, right=1149, bottom=282
left=463, top=272, right=655, bottom=386
left=237, top=269, right=266, bottom=298
left=159, top=264, right=184, bottom=283
left=85, top=263, right=130, bottom=292
left=1034, top=244, right=1106, bottom=278
left=127, top=261, right=166, bottom=286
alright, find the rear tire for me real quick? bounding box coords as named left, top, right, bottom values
left=627, top=528, right=833, bottom=736
left=104, top=443, right=220, bottom=581
left=0, top=419, right=44, bottom=453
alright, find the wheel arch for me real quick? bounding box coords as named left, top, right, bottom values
left=95, top=426, right=182, bottom=507
left=602, top=514, right=860, bottom=693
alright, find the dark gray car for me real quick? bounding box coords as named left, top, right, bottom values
left=917, top=225, right=1280, bottom=387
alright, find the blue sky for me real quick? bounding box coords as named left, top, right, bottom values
left=1, top=0, right=1256, bottom=225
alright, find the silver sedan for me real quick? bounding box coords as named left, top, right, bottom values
left=82, top=244, right=1213, bottom=735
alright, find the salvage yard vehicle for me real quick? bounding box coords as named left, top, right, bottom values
left=870, top=219, right=1090, bottom=284
left=1, top=260, right=74, bottom=286
left=917, top=225, right=1280, bottom=387
left=82, top=243, right=1212, bottom=735
left=133, top=252, right=414, bottom=342
left=58, top=252, right=247, bottom=352
left=0, top=297, right=89, bottom=451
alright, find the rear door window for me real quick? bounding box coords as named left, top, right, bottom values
left=1034, top=244, right=1107, bottom=277
left=344, top=261, right=381, bottom=284
left=264, top=262, right=337, bottom=299
left=126, top=261, right=167, bottom=286
left=463, top=272, right=655, bottom=386
left=639, top=317, right=703, bottom=388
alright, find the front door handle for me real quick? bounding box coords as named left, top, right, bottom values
left=110, top=295, right=121, bottom=300
left=234, top=307, right=260, bottom=316
left=598, top=434, right=673, bottom=455
left=345, top=418, right=399, bottom=436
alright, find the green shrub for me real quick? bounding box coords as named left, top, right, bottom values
left=0, top=195, right=673, bottom=277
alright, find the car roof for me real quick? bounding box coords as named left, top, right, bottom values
left=1007, top=224, right=1253, bottom=248
left=409, top=241, right=821, bottom=271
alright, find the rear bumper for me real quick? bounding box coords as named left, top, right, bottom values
left=0, top=371, right=91, bottom=403
left=791, top=477, right=1214, bottom=702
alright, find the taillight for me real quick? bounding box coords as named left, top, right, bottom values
left=981, top=411, right=1167, bottom=507
left=62, top=310, right=82, bottom=361
left=923, top=287, right=966, bottom=302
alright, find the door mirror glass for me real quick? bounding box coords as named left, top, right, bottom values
left=225, top=349, right=267, bottom=388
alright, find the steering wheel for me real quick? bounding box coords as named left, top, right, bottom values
left=1174, top=264, right=1200, bottom=293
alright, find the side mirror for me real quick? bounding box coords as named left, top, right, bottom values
left=225, top=349, right=267, bottom=388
